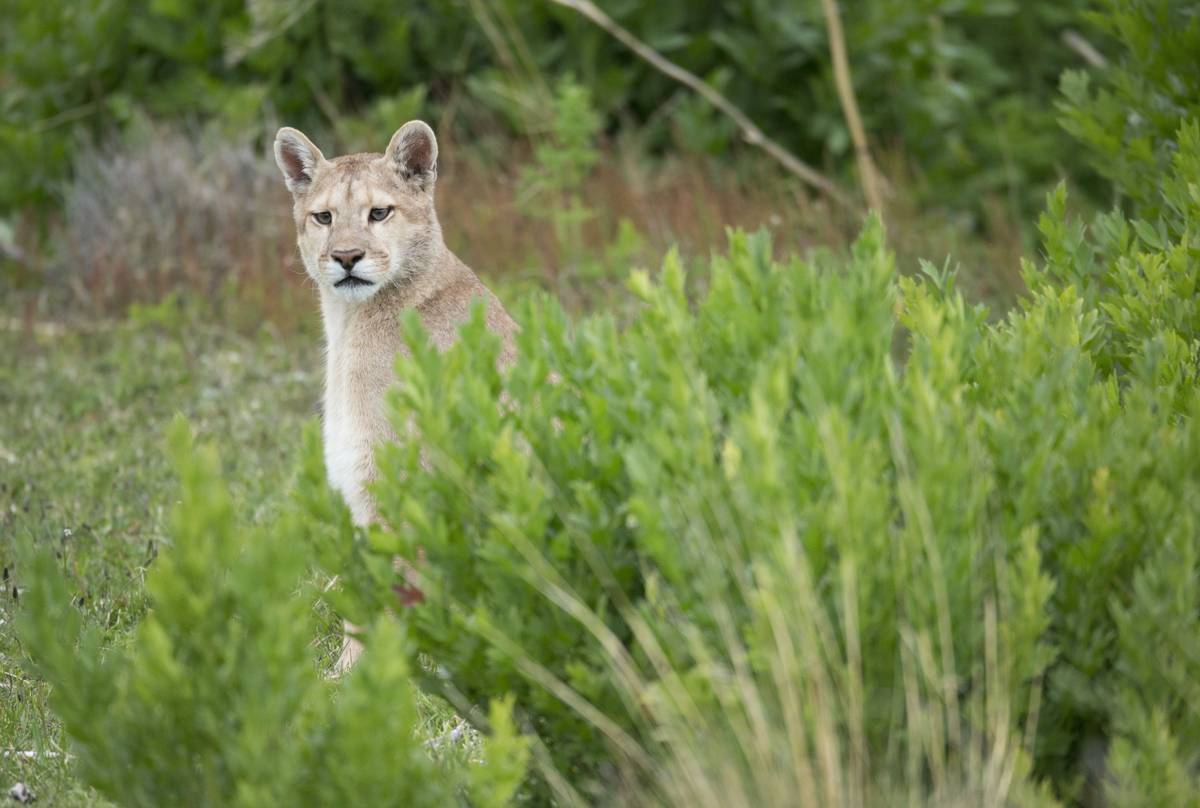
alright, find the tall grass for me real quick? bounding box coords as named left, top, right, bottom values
left=397, top=410, right=1053, bottom=808
left=466, top=489, right=1052, bottom=808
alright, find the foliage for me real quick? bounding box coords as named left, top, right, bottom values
left=1028, top=11, right=1200, bottom=795
left=2, top=0, right=1096, bottom=216
left=305, top=221, right=1050, bottom=800
left=0, top=314, right=319, bottom=804
left=1059, top=0, right=1200, bottom=226
left=517, top=77, right=602, bottom=260
left=14, top=418, right=528, bottom=807
left=303, top=115, right=1200, bottom=802
left=0, top=308, right=485, bottom=805
left=1024, top=113, right=1200, bottom=808
left=511, top=76, right=646, bottom=307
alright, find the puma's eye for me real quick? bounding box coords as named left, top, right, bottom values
left=369, top=206, right=393, bottom=223
left=312, top=211, right=332, bottom=225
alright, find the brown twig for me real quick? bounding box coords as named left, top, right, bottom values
left=225, top=0, right=320, bottom=67
left=545, top=0, right=854, bottom=211
left=820, top=0, right=885, bottom=214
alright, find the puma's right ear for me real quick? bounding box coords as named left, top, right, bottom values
left=274, top=128, right=326, bottom=194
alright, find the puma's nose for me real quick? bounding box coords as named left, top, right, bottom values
left=331, top=248, right=365, bottom=270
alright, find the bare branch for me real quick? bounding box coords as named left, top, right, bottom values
left=546, top=0, right=855, bottom=210
left=820, top=0, right=885, bottom=214
left=225, top=0, right=319, bottom=68
left=1062, top=30, right=1108, bottom=69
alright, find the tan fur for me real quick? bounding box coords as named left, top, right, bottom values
left=274, top=121, right=517, bottom=528
left=275, top=123, right=516, bottom=672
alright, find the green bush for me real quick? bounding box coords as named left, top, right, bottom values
left=517, top=77, right=601, bottom=258
left=307, top=119, right=1199, bottom=801
left=1059, top=0, right=1200, bottom=227
left=15, top=418, right=528, bottom=808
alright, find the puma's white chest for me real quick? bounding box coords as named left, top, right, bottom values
left=321, top=332, right=398, bottom=526
left=322, top=384, right=372, bottom=522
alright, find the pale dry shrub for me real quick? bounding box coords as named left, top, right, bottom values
left=57, top=124, right=309, bottom=329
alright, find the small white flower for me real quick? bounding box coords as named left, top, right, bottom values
left=8, top=782, right=35, bottom=804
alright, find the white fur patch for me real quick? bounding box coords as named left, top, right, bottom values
left=323, top=408, right=373, bottom=525
left=320, top=294, right=378, bottom=526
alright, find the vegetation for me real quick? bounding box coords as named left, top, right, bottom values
left=323, top=122, right=1199, bottom=801
left=2, top=0, right=1198, bottom=806
left=0, top=312, right=316, bottom=805
left=3, top=0, right=1097, bottom=216
left=353, top=221, right=1057, bottom=803
left=18, top=418, right=529, bottom=807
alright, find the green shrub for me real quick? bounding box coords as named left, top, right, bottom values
left=15, top=418, right=528, bottom=808
left=308, top=127, right=1198, bottom=801
left=1059, top=0, right=1200, bottom=227
left=1039, top=9, right=1200, bottom=792
left=517, top=78, right=602, bottom=261
left=298, top=219, right=1045, bottom=801
left=511, top=77, right=645, bottom=308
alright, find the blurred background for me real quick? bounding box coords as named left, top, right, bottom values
left=1, top=0, right=1116, bottom=330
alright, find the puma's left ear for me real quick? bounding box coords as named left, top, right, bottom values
left=386, top=120, right=438, bottom=190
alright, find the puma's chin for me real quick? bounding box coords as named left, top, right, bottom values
left=330, top=276, right=384, bottom=302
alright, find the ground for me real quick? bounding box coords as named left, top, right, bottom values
left=0, top=305, right=482, bottom=804
left=0, top=310, right=321, bottom=805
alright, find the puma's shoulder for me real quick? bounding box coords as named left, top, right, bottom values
left=417, top=255, right=518, bottom=365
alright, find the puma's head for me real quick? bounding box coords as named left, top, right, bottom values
left=273, top=121, right=443, bottom=302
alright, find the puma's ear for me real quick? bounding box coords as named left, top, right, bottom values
left=273, top=127, right=326, bottom=194
left=386, top=120, right=438, bottom=190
